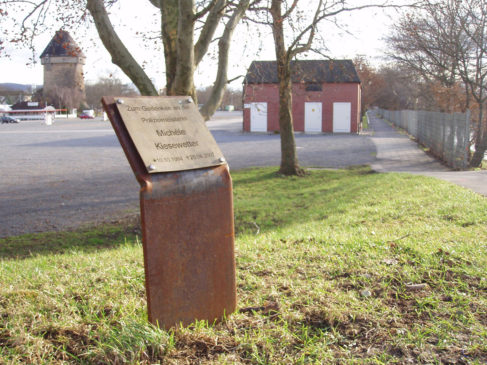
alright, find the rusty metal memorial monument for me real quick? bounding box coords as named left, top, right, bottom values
left=102, top=96, right=236, bottom=329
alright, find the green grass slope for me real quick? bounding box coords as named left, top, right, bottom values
left=1, top=167, right=486, bottom=364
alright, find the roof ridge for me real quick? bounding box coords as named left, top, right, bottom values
left=244, top=59, right=360, bottom=84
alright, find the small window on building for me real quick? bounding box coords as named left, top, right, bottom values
left=305, top=83, right=322, bottom=92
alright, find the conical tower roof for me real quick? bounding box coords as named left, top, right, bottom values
left=40, top=30, right=85, bottom=58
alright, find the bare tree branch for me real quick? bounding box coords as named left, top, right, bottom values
left=227, top=74, right=244, bottom=83
left=194, top=0, right=219, bottom=19
left=86, top=0, right=157, bottom=95
left=281, top=0, right=297, bottom=19
left=194, top=0, right=227, bottom=66
left=200, top=0, right=251, bottom=119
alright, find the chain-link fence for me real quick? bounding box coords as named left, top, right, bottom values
left=377, top=109, right=470, bottom=170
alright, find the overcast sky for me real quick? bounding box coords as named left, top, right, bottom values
left=0, top=1, right=403, bottom=90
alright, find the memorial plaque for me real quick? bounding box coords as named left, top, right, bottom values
left=115, top=96, right=225, bottom=173
left=102, top=96, right=237, bottom=330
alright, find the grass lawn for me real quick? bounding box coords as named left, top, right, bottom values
left=362, top=115, right=369, bottom=130
left=0, top=167, right=486, bottom=364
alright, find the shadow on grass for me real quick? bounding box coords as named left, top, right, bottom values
left=232, top=165, right=383, bottom=236
left=1, top=166, right=430, bottom=259
left=0, top=167, right=378, bottom=259
left=0, top=218, right=141, bottom=260
left=232, top=170, right=280, bottom=186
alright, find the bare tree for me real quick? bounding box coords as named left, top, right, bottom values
left=85, top=77, right=139, bottom=109
left=197, top=86, right=242, bottom=110
left=459, top=0, right=487, bottom=166
left=354, top=56, right=378, bottom=115
left=198, top=0, right=251, bottom=119
left=1, top=0, right=252, bottom=119
left=387, top=0, right=487, bottom=166
left=251, top=0, right=403, bottom=176
left=87, top=0, right=252, bottom=119
left=355, top=60, right=425, bottom=111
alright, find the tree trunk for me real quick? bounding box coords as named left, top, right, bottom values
left=200, top=0, right=250, bottom=120
left=277, top=65, right=304, bottom=175
left=470, top=139, right=486, bottom=166
left=159, top=0, right=178, bottom=95
left=470, top=103, right=486, bottom=167
left=157, top=0, right=224, bottom=103
left=270, top=0, right=304, bottom=176
left=173, top=0, right=196, bottom=98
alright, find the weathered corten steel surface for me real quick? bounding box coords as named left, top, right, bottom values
left=140, top=166, right=236, bottom=327
left=102, top=96, right=237, bottom=329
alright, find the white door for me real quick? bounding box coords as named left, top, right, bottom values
left=305, top=102, right=322, bottom=132
left=333, top=102, right=351, bottom=133
left=250, top=102, right=267, bottom=132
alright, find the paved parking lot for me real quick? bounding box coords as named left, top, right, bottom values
left=0, top=112, right=376, bottom=237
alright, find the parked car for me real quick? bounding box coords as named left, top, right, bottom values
left=1, top=116, right=19, bottom=124
left=79, top=112, right=95, bottom=119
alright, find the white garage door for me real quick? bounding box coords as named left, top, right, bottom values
left=250, top=102, right=267, bottom=132
left=305, top=102, right=322, bottom=132
left=333, top=102, right=351, bottom=133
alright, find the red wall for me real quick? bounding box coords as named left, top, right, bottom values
left=243, top=82, right=361, bottom=133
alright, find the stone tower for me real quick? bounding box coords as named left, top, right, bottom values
left=40, top=30, right=86, bottom=108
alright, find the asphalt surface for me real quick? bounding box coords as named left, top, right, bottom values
left=0, top=111, right=485, bottom=237
left=368, top=111, right=487, bottom=196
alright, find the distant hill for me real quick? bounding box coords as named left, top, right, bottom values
left=0, top=83, right=41, bottom=93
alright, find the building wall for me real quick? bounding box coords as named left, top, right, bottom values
left=243, top=82, right=361, bottom=133
left=243, top=83, right=279, bottom=132
left=42, top=56, right=86, bottom=107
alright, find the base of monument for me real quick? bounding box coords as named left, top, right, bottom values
left=140, top=165, right=237, bottom=328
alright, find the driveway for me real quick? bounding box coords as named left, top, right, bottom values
left=368, top=111, right=487, bottom=196
left=0, top=112, right=376, bottom=237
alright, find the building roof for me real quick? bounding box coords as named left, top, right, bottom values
left=40, top=30, right=85, bottom=58
left=11, top=101, right=47, bottom=110
left=244, top=60, right=360, bottom=84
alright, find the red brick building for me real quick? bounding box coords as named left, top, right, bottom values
left=243, top=60, right=361, bottom=133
